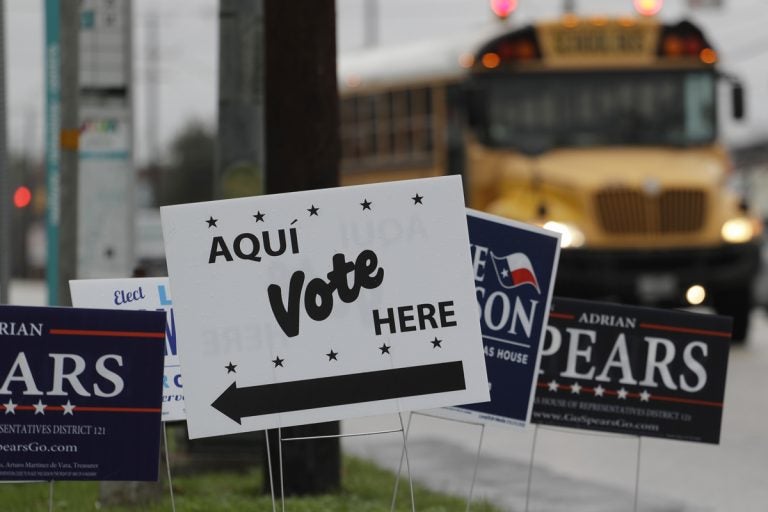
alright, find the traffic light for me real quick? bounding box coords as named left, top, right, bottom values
left=490, top=0, right=518, bottom=20
left=13, top=185, right=32, bottom=209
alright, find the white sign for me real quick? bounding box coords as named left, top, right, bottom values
left=69, top=278, right=185, bottom=422
left=161, top=176, right=489, bottom=438
left=77, top=103, right=134, bottom=278
left=80, top=0, right=129, bottom=89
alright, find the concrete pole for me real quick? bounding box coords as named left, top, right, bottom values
left=215, top=0, right=265, bottom=200
left=0, top=0, right=9, bottom=304
left=145, top=11, right=160, bottom=164
left=57, top=0, right=79, bottom=306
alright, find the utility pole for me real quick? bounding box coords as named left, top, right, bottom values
left=215, top=2, right=341, bottom=494
left=263, top=0, right=341, bottom=495
left=145, top=11, right=160, bottom=165
left=215, top=0, right=264, bottom=199
left=0, top=0, right=9, bottom=304
left=58, top=0, right=79, bottom=306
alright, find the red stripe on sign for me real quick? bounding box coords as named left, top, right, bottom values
left=549, top=312, right=575, bottom=320
left=639, top=323, right=731, bottom=338
left=650, top=395, right=723, bottom=408
left=74, top=406, right=162, bottom=413
left=49, top=329, right=165, bottom=339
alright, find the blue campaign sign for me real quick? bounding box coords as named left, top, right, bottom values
left=533, top=297, right=731, bottom=444
left=445, top=209, right=561, bottom=427
left=0, top=305, right=166, bottom=481
left=70, top=278, right=186, bottom=422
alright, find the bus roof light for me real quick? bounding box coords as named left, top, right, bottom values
left=700, top=48, right=717, bottom=64
left=490, top=0, right=517, bottom=20
left=634, top=0, right=663, bottom=16
left=482, top=52, right=501, bottom=68
left=458, top=52, right=475, bottom=68
left=663, top=35, right=684, bottom=56
left=475, top=27, right=541, bottom=66
left=684, top=36, right=704, bottom=55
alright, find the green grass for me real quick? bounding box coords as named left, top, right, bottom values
left=0, top=456, right=501, bottom=511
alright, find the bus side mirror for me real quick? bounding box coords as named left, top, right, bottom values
left=732, top=82, right=745, bottom=120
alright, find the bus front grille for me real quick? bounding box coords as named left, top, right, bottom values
left=596, top=188, right=706, bottom=234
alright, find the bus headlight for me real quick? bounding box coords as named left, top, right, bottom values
left=543, top=221, right=586, bottom=248
left=721, top=216, right=758, bottom=244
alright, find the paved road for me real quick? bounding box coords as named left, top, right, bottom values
left=343, top=309, right=768, bottom=512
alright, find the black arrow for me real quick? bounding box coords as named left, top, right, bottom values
left=211, top=361, right=466, bottom=424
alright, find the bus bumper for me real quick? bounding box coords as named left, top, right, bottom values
left=553, top=241, right=762, bottom=307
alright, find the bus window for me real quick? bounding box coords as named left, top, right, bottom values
left=480, top=71, right=716, bottom=149
left=684, top=73, right=715, bottom=142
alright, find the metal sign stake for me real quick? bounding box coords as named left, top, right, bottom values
left=162, top=424, right=177, bottom=512
left=265, top=430, right=277, bottom=512
left=524, top=424, right=539, bottom=512
left=634, top=436, right=642, bottom=512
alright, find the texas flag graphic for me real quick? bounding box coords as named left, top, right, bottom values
left=491, top=252, right=541, bottom=293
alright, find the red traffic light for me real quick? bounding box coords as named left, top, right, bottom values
left=490, top=0, right=518, bottom=19
left=13, top=186, right=32, bottom=208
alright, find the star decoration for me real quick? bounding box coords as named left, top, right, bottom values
left=379, top=343, right=391, bottom=355
left=33, top=400, right=47, bottom=415
left=570, top=382, right=582, bottom=394
left=594, top=385, right=605, bottom=397
left=326, top=349, right=339, bottom=361
left=412, top=193, right=423, bottom=205
left=3, top=398, right=17, bottom=415
left=617, top=387, right=628, bottom=400
left=639, top=390, right=651, bottom=402
left=253, top=211, right=266, bottom=222
left=430, top=337, right=443, bottom=348
left=206, top=216, right=218, bottom=228
left=272, top=356, right=284, bottom=368
left=547, top=379, right=559, bottom=392
left=501, top=269, right=509, bottom=278
left=62, top=400, right=76, bottom=415
left=225, top=362, right=237, bottom=374
left=360, top=199, right=372, bottom=211
left=307, top=205, right=319, bottom=216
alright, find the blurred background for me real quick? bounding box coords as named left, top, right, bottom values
left=4, top=0, right=768, bottom=273
left=4, top=1, right=768, bottom=510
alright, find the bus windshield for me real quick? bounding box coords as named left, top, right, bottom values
left=477, top=71, right=716, bottom=152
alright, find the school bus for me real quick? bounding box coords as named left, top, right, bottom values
left=337, top=15, right=761, bottom=341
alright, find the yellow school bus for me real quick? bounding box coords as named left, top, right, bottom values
left=338, top=15, right=761, bottom=341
